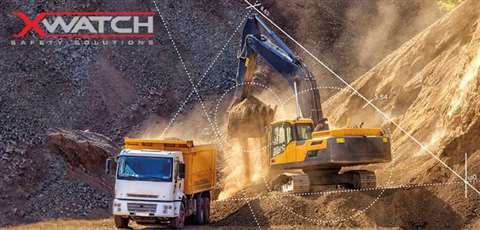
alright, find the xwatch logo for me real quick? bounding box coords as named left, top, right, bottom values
left=12, top=11, right=155, bottom=39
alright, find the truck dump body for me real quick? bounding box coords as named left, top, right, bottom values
left=124, top=138, right=217, bottom=195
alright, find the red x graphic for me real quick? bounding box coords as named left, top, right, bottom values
left=12, top=11, right=47, bottom=38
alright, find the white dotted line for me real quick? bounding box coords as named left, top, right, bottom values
left=212, top=83, right=351, bottom=145
left=212, top=81, right=283, bottom=142
left=241, top=189, right=262, bottom=230
left=234, top=2, right=263, bottom=228
left=158, top=10, right=253, bottom=139
left=243, top=0, right=480, bottom=196
left=218, top=179, right=479, bottom=202
left=209, top=81, right=394, bottom=224
left=152, top=2, right=264, bottom=227
left=152, top=0, right=223, bottom=141
left=215, top=84, right=394, bottom=224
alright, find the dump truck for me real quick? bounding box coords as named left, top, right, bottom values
left=227, top=14, right=391, bottom=192
left=105, top=138, right=216, bottom=229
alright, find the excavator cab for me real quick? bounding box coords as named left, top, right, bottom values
left=267, top=118, right=391, bottom=192
left=269, top=119, right=315, bottom=166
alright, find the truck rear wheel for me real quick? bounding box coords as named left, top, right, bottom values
left=113, top=215, right=129, bottom=229
left=203, top=197, right=210, bottom=224
left=193, top=197, right=204, bottom=225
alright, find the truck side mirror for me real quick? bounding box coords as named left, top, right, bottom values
left=179, top=163, right=185, bottom=179
left=105, top=158, right=112, bottom=175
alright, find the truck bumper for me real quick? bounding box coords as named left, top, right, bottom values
left=112, top=198, right=180, bottom=218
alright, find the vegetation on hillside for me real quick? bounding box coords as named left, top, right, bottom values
left=437, top=0, right=465, bottom=10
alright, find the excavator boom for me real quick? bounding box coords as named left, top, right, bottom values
left=234, top=15, right=327, bottom=130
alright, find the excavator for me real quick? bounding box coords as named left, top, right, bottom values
left=227, top=14, right=392, bottom=192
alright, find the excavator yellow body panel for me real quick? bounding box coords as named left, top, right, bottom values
left=269, top=119, right=391, bottom=170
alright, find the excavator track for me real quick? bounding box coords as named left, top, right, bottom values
left=280, top=173, right=310, bottom=193
left=350, top=170, right=376, bottom=189
left=271, top=173, right=310, bottom=193
left=271, top=169, right=377, bottom=193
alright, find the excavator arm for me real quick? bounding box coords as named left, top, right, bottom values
left=234, top=15, right=328, bottom=130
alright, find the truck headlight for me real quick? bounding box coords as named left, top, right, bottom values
left=113, top=201, right=122, bottom=212
left=162, top=204, right=173, bottom=213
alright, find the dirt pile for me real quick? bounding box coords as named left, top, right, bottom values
left=47, top=129, right=119, bottom=176
left=323, top=0, right=480, bottom=185
left=0, top=144, right=111, bottom=227
left=323, top=0, right=480, bottom=226
left=227, top=96, right=276, bottom=138
left=213, top=187, right=464, bottom=229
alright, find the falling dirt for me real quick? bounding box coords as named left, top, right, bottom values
left=219, top=96, right=275, bottom=200
left=217, top=138, right=268, bottom=201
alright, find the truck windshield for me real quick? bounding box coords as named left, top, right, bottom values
left=117, top=156, right=173, bottom=182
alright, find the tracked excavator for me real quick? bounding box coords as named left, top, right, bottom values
left=227, top=15, right=392, bottom=192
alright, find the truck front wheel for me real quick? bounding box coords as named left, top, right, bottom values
left=170, top=203, right=185, bottom=229
left=113, top=215, right=129, bottom=229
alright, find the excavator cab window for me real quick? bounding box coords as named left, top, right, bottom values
left=295, top=124, right=313, bottom=141
left=271, top=122, right=293, bottom=156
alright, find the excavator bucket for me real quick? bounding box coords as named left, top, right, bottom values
left=227, top=95, right=275, bottom=139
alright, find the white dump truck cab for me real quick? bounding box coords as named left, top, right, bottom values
left=106, top=139, right=216, bottom=229
left=107, top=149, right=186, bottom=227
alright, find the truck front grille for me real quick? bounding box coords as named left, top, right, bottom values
left=127, top=193, right=158, bottom=198
left=127, top=203, right=157, bottom=213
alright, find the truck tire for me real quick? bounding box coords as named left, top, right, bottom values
left=203, top=197, right=210, bottom=224
left=185, top=213, right=193, bottom=225
left=193, top=197, right=204, bottom=225
left=169, top=203, right=185, bottom=229
left=113, top=215, right=129, bottom=229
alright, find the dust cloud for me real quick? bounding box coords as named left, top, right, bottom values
left=218, top=137, right=268, bottom=200
left=219, top=95, right=275, bottom=200
left=131, top=103, right=216, bottom=144
left=343, top=1, right=443, bottom=74
left=448, top=49, right=480, bottom=117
